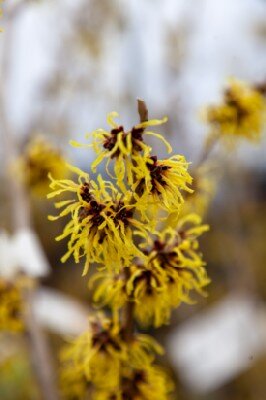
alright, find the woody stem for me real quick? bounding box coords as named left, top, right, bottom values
left=0, top=10, right=58, bottom=400
left=122, top=268, right=135, bottom=341
left=196, top=130, right=219, bottom=168
left=122, top=100, right=148, bottom=340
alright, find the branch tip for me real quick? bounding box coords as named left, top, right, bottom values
left=137, top=99, right=148, bottom=123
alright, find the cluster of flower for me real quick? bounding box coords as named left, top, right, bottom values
left=18, top=136, right=69, bottom=196
left=49, top=108, right=209, bottom=399
left=60, top=314, right=172, bottom=400
left=47, top=79, right=266, bottom=398
left=205, top=78, right=266, bottom=143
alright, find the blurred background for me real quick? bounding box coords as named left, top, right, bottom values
left=0, top=0, right=266, bottom=399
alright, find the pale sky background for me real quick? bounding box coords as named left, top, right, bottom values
left=1, top=0, right=266, bottom=164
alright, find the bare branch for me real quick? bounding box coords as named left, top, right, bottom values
left=137, top=99, right=148, bottom=123
left=0, top=10, right=59, bottom=400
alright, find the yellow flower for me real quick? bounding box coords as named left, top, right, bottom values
left=18, top=136, right=69, bottom=196
left=90, top=271, right=128, bottom=310
left=70, top=112, right=172, bottom=192
left=60, top=314, right=165, bottom=398
left=127, top=214, right=209, bottom=327
left=205, top=79, right=266, bottom=142
left=90, top=213, right=209, bottom=328
left=0, top=279, right=24, bottom=333
left=92, top=364, right=173, bottom=400
left=126, top=264, right=171, bottom=328
left=60, top=315, right=127, bottom=392
left=90, top=265, right=172, bottom=328
left=126, top=334, right=164, bottom=368
left=48, top=164, right=147, bottom=274
left=145, top=214, right=210, bottom=305
left=60, top=365, right=88, bottom=400
left=132, top=154, right=193, bottom=213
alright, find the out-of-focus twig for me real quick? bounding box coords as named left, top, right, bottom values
left=0, top=8, right=58, bottom=400
left=5, top=0, right=30, bottom=21
left=226, top=163, right=257, bottom=295
left=196, top=131, right=220, bottom=168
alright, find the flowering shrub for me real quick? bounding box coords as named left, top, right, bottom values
left=1, top=76, right=265, bottom=399
left=49, top=102, right=210, bottom=399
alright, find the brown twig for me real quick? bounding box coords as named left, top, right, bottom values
left=196, top=130, right=219, bottom=169
left=5, top=0, right=30, bottom=20
left=0, top=9, right=58, bottom=400
left=137, top=99, right=148, bottom=123
left=22, top=285, right=59, bottom=400
left=122, top=100, right=148, bottom=341
left=1, top=93, right=59, bottom=400
left=122, top=268, right=135, bottom=342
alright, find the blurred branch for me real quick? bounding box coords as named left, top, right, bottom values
left=22, top=285, right=59, bottom=400
left=0, top=10, right=59, bottom=400
left=122, top=100, right=148, bottom=341
left=5, top=0, right=31, bottom=20
left=227, top=164, right=257, bottom=295
left=196, top=131, right=219, bottom=168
